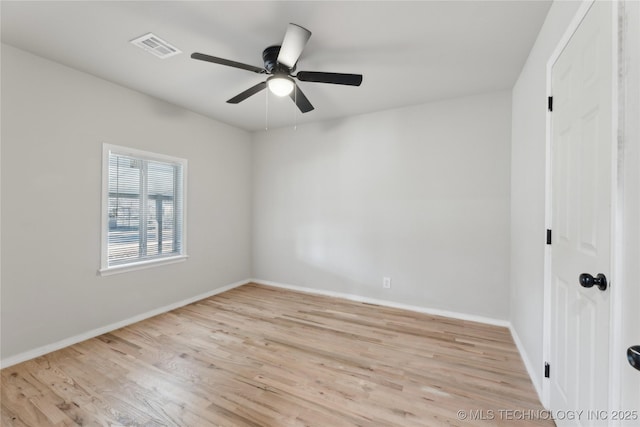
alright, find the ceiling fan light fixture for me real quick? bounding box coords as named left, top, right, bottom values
left=267, top=75, right=294, bottom=97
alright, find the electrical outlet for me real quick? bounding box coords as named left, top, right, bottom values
left=383, top=277, right=391, bottom=289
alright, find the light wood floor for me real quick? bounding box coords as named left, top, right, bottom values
left=1, top=283, right=552, bottom=426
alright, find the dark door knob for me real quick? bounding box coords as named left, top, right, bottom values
left=628, top=346, right=640, bottom=371
left=579, top=273, right=608, bottom=291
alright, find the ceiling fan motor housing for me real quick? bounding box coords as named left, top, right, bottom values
left=262, top=46, right=294, bottom=74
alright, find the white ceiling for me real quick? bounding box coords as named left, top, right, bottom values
left=1, top=1, right=551, bottom=132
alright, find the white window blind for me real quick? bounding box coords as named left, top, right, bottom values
left=101, top=145, right=186, bottom=273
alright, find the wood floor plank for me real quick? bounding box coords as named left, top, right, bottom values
left=1, top=283, right=552, bottom=426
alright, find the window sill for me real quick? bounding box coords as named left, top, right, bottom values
left=98, top=255, right=188, bottom=276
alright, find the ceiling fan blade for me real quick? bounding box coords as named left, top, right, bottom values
left=227, top=81, right=267, bottom=104
left=296, top=71, right=363, bottom=86
left=289, top=84, right=314, bottom=113
left=191, top=52, right=265, bottom=74
left=277, top=23, right=312, bottom=69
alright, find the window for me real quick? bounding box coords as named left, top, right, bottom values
left=100, top=144, right=187, bottom=274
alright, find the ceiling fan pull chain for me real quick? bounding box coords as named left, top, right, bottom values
left=265, top=88, right=269, bottom=130
left=294, top=86, right=297, bottom=130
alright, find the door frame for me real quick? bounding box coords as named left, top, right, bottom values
left=617, top=0, right=640, bottom=415
left=543, top=0, right=622, bottom=413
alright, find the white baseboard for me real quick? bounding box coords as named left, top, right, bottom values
left=0, top=279, right=250, bottom=369
left=250, top=278, right=510, bottom=328
left=509, top=324, right=544, bottom=405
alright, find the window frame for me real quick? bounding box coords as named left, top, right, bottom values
left=99, top=143, right=188, bottom=276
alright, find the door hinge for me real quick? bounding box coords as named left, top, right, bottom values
left=544, top=362, right=550, bottom=378
left=548, top=96, right=553, bottom=112
left=546, top=229, right=552, bottom=245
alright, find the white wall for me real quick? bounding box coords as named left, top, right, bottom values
left=252, top=91, right=512, bottom=321
left=509, top=0, right=581, bottom=393
left=0, top=44, right=252, bottom=361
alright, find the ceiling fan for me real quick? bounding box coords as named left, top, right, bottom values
left=191, top=23, right=363, bottom=113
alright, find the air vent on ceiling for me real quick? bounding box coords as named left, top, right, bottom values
left=130, top=33, right=181, bottom=59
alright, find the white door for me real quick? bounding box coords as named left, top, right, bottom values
left=550, top=2, right=613, bottom=426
